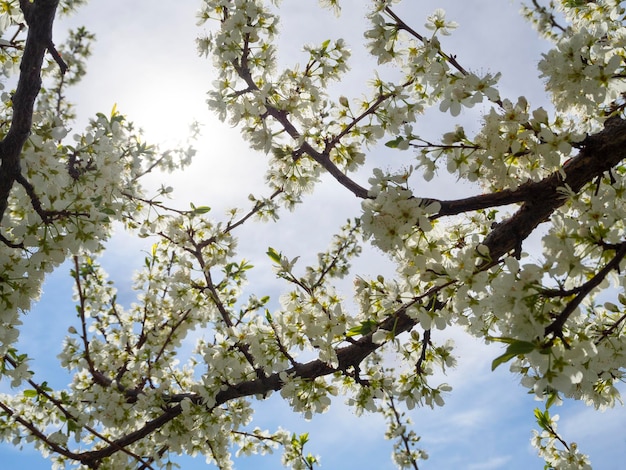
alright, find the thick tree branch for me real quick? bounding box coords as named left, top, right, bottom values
left=0, top=0, right=62, bottom=222
left=427, top=125, right=624, bottom=227
left=482, top=116, right=626, bottom=261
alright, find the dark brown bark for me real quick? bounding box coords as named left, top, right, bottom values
left=0, top=0, right=60, bottom=223
left=482, top=115, right=626, bottom=261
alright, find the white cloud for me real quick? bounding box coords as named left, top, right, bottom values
left=558, top=393, right=626, bottom=467
left=468, top=455, right=513, bottom=470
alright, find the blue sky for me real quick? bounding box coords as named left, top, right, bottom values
left=1, top=1, right=625, bottom=469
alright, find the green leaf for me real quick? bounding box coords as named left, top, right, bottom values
left=267, top=247, right=281, bottom=264
left=545, top=390, right=560, bottom=409
left=346, top=319, right=377, bottom=337
left=486, top=336, right=518, bottom=345
left=239, top=260, right=253, bottom=271
left=291, top=432, right=309, bottom=448
left=191, top=205, right=211, bottom=215
left=23, top=389, right=37, bottom=398
left=534, top=408, right=552, bottom=431
left=67, top=419, right=81, bottom=433
left=385, top=136, right=404, bottom=148
left=564, top=0, right=590, bottom=7
left=491, top=340, right=535, bottom=371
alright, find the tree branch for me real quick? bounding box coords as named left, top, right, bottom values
left=228, top=27, right=369, bottom=199
left=482, top=116, right=626, bottom=261
left=0, top=0, right=61, bottom=222
left=544, top=241, right=626, bottom=342
left=531, top=0, right=568, bottom=33
left=2, top=354, right=153, bottom=468
left=385, top=6, right=469, bottom=77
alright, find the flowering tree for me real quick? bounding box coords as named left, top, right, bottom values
left=0, top=0, right=625, bottom=468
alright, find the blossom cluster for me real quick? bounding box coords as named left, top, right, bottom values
left=532, top=409, right=593, bottom=470
left=536, top=1, right=626, bottom=126
left=361, top=168, right=440, bottom=252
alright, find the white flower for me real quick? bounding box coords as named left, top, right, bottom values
left=425, top=9, right=458, bottom=36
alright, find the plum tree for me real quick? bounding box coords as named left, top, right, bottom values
left=0, top=1, right=625, bottom=469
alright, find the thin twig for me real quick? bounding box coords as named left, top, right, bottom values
left=545, top=242, right=626, bottom=341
